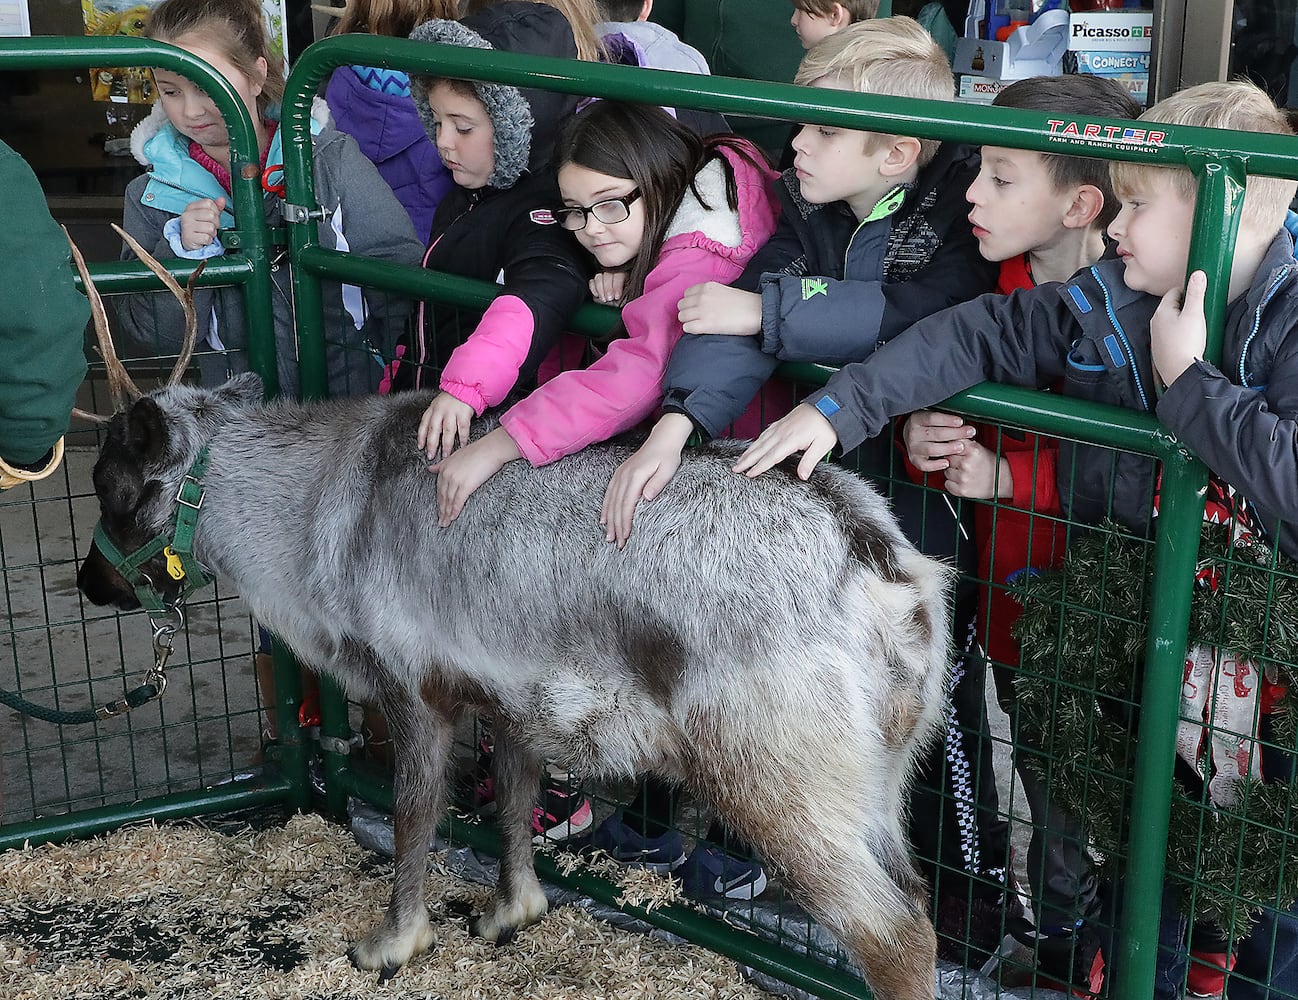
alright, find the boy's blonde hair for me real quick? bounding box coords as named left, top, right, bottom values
left=792, top=0, right=880, bottom=21
left=794, top=17, right=953, bottom=166
left=1111, top=80, right=1298, bottom=235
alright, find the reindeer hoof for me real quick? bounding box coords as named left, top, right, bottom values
left=495, top=926, right=517, bottom=947
left=348, top=912, right=436, bottom=973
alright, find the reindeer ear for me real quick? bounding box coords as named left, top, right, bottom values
left=128, top=397, right=168, bottom=464
left=214, top=371, right=265, bottom=408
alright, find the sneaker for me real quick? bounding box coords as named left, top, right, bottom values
left=1025, top=922, right=1105, bottom=999
left=679, top=842, right=768, bottom=900
left=588, top=813, right=686, bottom=873
left=1185, top=948, right=1235, bottom=998
left=935, top=891, right=1026, bottom=968
left=531, top=782, right=593, bottom=844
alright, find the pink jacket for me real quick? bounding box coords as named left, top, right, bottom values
left=500, top=142, right=779, bottom=466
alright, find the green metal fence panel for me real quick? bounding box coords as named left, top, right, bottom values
left=0, top=37, right=311, bottom=845
left=275, top=37, right=1298, bottom=1000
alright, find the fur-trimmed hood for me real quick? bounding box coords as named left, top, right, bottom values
left=409, top=2, right=577, bottom=190
left=129, top=97, right=333, bottom=167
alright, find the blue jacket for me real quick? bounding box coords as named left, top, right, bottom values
left=809, top=230, right=1298, bottom=560
left=324, top=65, right=452, bottom=243
left=119, top=101, right=423, bottom=398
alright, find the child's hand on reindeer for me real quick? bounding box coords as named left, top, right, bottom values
left=902, top=410, right=976, bottom=472
left=733, top=403, right=838, bottom=481
left=600, top=413, right=693, bottom=548
left=178, top=197, right=225, bottom=253
left=589, top=270, right=626, bottom=304
left=417, top=391, right=477, bottom=461
left=430, top=427, right=522, bottom=527
left=677, top=282, right=761, bottom=336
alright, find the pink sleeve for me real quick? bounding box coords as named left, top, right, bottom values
left=438, top=294, right=536, bottom=415
left=501, top=247, right=731, bottom=466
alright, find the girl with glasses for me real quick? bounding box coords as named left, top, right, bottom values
left=426, top=99, right=779, bottom=525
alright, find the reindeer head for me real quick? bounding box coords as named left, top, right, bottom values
left=73, top=227, right=261, bottom=610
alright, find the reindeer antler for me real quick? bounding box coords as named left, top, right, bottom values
left=65, top=225, right=205, bottom=422
left=65, top=225, right=139, bottom=422
left=111, top=224, right=204, bottom=387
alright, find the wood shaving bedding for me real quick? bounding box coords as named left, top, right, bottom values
left=0, top=813, right=770, bottom=1000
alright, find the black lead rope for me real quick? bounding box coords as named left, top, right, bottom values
left=0, top=607, right=180, bottom=725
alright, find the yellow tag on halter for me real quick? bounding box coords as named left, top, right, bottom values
left=163, top=546, right=186, bottom=581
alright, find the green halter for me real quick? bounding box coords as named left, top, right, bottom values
left=93, top=447, right=215, bottom=612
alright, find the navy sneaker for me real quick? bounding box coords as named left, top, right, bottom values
left=679, top=842, right=769, bottom=900
left=588, top=813, right=686, bottom=873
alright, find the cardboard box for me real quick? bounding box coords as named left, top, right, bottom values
left=957, top=75, right=1006, bottom=104
left=1068, top=11, right=1153, bottom=53
left=952, top=9, right=1071, bottom=81
left=1074, top=49, right=1151, bottom=74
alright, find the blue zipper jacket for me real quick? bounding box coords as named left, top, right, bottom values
left=808, top=230, right=1298, bottom=560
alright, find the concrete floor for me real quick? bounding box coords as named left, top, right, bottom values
left=1, top=441, right=264, bottom=826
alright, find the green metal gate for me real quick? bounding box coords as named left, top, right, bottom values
left=3, top=29, right=1298, bottom=1000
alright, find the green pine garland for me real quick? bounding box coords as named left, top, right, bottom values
left=1011, top=520, right=1298, bottom=935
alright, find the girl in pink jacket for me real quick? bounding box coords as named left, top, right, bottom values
left=423, top=100, right=780, bottom=525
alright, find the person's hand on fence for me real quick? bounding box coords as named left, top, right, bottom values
left=902, top=410, right=976, bottom=472
left=179, top=197, right=225, bottom=253
left=429, top=426, right=522, bottom=527
left=943, top=438, right=1011, bottom=500
left=417, top=391, right=476, bottom=462
left=733, top=403, right=838, bottom=480
left=600, top=413, right=692, bottom=548
left=678, top=282, right=762, bottom=335
left=590, top=270, right=627, bottom=304
left=1152, top=269, right=1208, bottom=388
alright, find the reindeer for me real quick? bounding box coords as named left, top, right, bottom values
left=75, top=229, right=953, bottom=1000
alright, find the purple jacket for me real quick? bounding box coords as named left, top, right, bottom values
left=325, top=66, right=452, bottom=243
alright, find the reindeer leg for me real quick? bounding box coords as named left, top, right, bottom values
left=731, top=804, right=937, bottom=1000
left=471, top=732, right=548, bottom=943
left=348, top=687, right=452, bottom=975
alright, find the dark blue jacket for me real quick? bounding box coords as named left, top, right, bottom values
left=808, top=230, right=1298, bottom=560
left=661, top=141, right=996, bottom=439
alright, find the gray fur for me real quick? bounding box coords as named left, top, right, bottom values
left=79, top=373, right=953, bottom=1000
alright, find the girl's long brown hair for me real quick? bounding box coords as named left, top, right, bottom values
left=330, top=0, right=459, bottom=38
left=555, top=101, right=767, bottom=305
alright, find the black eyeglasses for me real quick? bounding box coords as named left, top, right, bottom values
left=555, top=189, right=642, bottom=232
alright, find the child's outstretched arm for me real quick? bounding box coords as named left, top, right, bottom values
left=437, top=212, right=588, bottom=417
left=736, top=284, right=1072, bottom=476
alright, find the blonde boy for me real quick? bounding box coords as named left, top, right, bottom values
left=790, top=0, right=880, bottom=49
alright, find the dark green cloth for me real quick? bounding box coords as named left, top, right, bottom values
left=0, top=140, right=88, bottom=466
left=653, top=0, right=806, bottom=156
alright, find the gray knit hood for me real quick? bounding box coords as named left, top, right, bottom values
left=410, top=3, right=578, bottom=189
